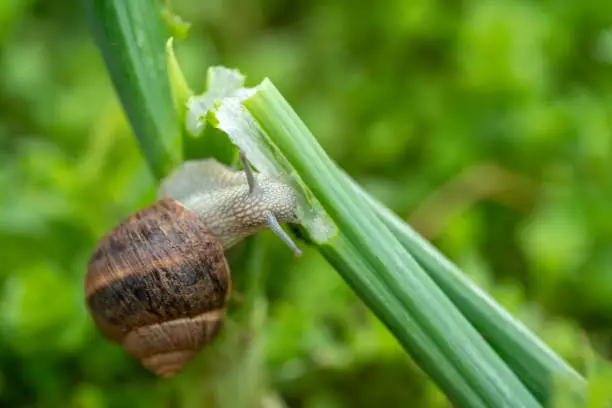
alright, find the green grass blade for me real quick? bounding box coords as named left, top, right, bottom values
left=320, top=235, right=489, bottom=407
left=166, top=37, right=193, bottom=130
left=240, top=78, right=585, bottom=405
left=198, top=75, right=541, bottom=406
left=357, top=188, right=587, bottom=403
left=83, top=0, right=181, bottom=180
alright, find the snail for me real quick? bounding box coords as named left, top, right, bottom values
left=84, top=152, right=302, bottom=378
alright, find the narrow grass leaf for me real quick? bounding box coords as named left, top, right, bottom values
left=166, top=37, right=193, bottom=127
left=83, top=0, right=182, bottom=180
left=354, top=185, right=587, bottom=404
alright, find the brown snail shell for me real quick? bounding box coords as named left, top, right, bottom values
left=84, top=153, right=301, bottom=378
left=85, top=198, right=231, bottom=377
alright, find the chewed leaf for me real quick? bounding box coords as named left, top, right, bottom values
left=185, top=67, right=253, bottom=137
left=184, top=66, right=337, bottom=244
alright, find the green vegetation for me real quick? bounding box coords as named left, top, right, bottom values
left=1, top=0, right=611, bottom=407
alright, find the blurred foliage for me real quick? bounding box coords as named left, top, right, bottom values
left=1, top=0, right=611, bottom=407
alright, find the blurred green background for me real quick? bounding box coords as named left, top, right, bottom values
left=1, top=0, right=611, bottom=407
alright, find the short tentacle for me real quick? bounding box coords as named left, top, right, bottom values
left=240, top=150, right=259, bottom=195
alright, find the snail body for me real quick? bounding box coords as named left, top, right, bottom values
left=85, top=153, right=301, bottom=377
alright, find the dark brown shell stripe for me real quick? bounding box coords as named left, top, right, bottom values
left=85, top=198, right=231, bottom=342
